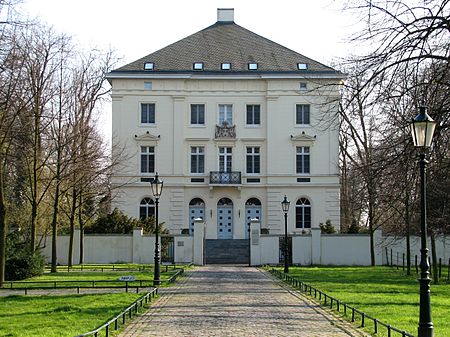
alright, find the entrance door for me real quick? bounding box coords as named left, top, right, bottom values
left=217, top=198, right=233, bottom=239
left=245, top=198, right=262, bottom=239
left=189, top=198, right=205, bottom=235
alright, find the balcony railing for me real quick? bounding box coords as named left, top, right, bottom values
left=209, top=171, right=241, bottom=184
left=215, top=123, right=236, bottom=139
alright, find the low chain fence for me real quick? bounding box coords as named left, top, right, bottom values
left=73, top=266, right=188, bottom=337
left=2, top=266, right=188, bottom=295
left=74, top=287, right=159, bottom=337
left=44, top=262, right=190, bottom=273
left=270, top=268, right=414, bottom=337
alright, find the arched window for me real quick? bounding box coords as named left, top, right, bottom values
left=140, top=198, right=155, bottom=219
left=245, top=198, right=261, bottom=206
left=296, top=198, right=311, bottom=228
left=217, top=197, right=233, bottom=206
left=189, top=198, right=205, bottom=207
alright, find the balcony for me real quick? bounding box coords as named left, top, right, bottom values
left=215, top=122, right=236, bottom=139
left=209, top=171, right=241, bottom=185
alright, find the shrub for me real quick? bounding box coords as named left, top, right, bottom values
left=5, top=232, right=45, bottom=280
left=319, top=219, right=336, bottom=234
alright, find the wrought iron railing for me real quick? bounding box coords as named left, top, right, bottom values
left=209, top=171, right=241, bottom=184
left=215, top=123, right=236, bottom=138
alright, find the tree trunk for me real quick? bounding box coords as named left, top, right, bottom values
left=405, top=190, right=411, bottom=276
left=78, top=193, right=84, bottom=264
left=50, top=181, right=60, bottom=273
left=0, top=161, right=7, bottom=286
left=430, top=231, right=438, bottom=284
left=67, top=188, right=77, bottom=267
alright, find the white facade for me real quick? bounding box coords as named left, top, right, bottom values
left=109, top=77, right=341, bottom=238
left=108, top=9, right=343, bottom=242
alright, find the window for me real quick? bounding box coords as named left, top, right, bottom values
left=296, top=198, right=311, bottom=228
left=297, top=63, right=308, bottom=70
left=140, top=146, right=155, bottom=173
left=144, top=62, right=154, bottom=70
left=248, top=63, right=258, bottom=70
left=193, top=62, right=204, bottom=70
left=219, top=104, right=233, bottom=126
left=246, top=105, right=261, bottom=125
left=221, top=63, right=231, bottom=70
left=299, top=82, right=307, bottom=90
left=296, top=104, right=310, bottom=125
left=219, top=147, right=232, bottom=172
left=141, top=103, right=155, bottom=124
left=190, top=104, right=205, bottom=125
left=191, top=146, right=205, bottom=174
left=296, top=146, right=310, bottom=174
left=246, top=147, right=260, bottom=174
left=140, top=198, right=155, bottom=219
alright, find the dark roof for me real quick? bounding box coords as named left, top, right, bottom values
left=112, top=21, right=340, bottom=74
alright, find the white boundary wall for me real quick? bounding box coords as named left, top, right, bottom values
left=42, top=229, right=450, bottom=266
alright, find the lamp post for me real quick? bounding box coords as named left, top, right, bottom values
left=281, top=195, right=290, bottom=274
left=151, top=172, right=163, bottom=285
left=411, top=106, right=436, bottom=337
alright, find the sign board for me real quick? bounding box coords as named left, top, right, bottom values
left=118, top=276, right=136, bottom=282
left=251, top=229, right=260, bottom=245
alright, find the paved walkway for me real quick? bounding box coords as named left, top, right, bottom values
left=119, top=265, right=369, bottom=337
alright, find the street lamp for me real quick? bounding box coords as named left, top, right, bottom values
left=411, top=106, right=436, bottom=337
left=151, top=172, right=164, bottom=285
left=281, top=195, right=290, bottom=274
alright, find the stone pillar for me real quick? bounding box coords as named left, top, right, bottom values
left=193, top=218, right=205, bottom=265
left=311, top=227, right=322, bottom=265
left=250, top=218, right=261, bottom=266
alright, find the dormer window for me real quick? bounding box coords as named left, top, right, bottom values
left=193, top=62, right=204, bottom=70
left=297, top=63, right=308, bottom=70
left=144, top=62, right=154, bottom=70
left=221, top=63, right=231, bottom=70
left=248, top=63, right=258, bottom=70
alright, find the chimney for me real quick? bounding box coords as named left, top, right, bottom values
left=217, top=8, right=234, bottom=22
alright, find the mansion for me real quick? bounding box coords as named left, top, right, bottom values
left=107, top=9, right=344, bottom=252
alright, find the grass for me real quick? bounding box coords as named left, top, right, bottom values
left=277, top=266, right=450, bottom=337
left=5, top=264, right=187, bottom=288
left=0, top=292, right=146, bottom=337
left=0, top=264, right=189, bottom=337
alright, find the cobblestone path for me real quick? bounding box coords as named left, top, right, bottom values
left=119, top=265, right=369, bottom=337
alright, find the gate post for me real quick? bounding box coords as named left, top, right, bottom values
left=193, top=218, right=205, bottom=265
left=250, top=218, right=261, bottom=266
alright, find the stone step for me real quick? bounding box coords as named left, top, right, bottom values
left=205, top=239, right=250, bottom=264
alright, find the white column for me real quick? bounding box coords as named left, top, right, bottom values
left=250, top=218, right=261, bottom=266
left=311, top=227, right=321, bottom=265
left=193, top=218, right=205, bottom=265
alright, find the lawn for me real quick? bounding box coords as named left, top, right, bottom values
left=0, top=292, right=145, bottom=337
left=5, top=264, right=187, bottom=288
left=275, top=266, right=450, bottom=337
left=0, top=264, right=188, bottom=337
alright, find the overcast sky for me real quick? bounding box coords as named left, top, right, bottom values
left=19, top=0, right=362, bottom=140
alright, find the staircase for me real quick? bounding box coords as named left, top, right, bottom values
left=205, top=239, right=250, bottom=264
